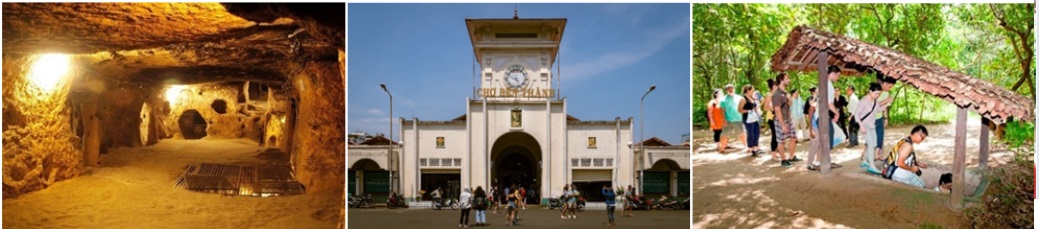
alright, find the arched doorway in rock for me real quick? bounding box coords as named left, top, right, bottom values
left=178, top=109, right=207, bottom=139
left=490, top=131, right=542, bottom=205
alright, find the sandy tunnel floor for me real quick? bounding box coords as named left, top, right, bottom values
left=692, top=119, right=1012, bottom=228
left=3, top=139, right=341, bottom=229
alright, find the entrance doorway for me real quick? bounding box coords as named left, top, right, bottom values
left=420, top=173, right=460, bottom=201
left=178, top=109, right=207, bottom=139
left=491, top=132, right=541, bottom=205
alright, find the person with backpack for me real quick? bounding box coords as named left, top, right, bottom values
left=854, top=83, right=884, bottom=174
left=707, top=89, right=728, bottom=153
left=739, top=84, right=763, bottom=157
left=473, top=186, right=488, bottom=226
left=884, top=125, right=930, bottom=188
left=459, top=187, right=472, bottom=228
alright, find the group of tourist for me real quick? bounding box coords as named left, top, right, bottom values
left=710, top=65, right=950, bottom=191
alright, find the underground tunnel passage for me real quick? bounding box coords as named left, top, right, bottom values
left=1, top=3, right=345, bottom=228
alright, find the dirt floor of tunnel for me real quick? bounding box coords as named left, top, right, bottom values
left=2, top=139, right=341, bottom=229
left=691, top=121, right=1007, bottom=228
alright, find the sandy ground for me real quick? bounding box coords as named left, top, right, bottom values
left=3, top=139, right=341, bottom=229
left=692, top=119, right=1012, bottom=228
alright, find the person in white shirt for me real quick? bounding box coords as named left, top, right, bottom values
left=846, top=86, right=860, bottom=147
left=459, top=187, right=473, bottom=228
left=808, top=65, right=843, bottom=171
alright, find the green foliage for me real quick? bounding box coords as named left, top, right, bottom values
left=1002, top=121, right=1034, bottom=148
left=693, top=4, right=1034, bottom=128
left=963, top=146, right=1034, bottom=228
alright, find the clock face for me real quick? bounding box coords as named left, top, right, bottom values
left=505, top=65, right=528, bottom=89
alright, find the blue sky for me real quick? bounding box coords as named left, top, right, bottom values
left=347, top=3, right=690, bottom=144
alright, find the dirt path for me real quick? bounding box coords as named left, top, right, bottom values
left=692, top=119, right=1012, bottom=228
left=3, top=139, right=341, bottom=229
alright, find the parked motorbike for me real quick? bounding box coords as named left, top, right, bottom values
left=681, top=197, right=690, bottom=210
left=575, top=197, right=586, bottom=212
left=629, top=195, right=653, bottom=210
left=548, top=196, right=586, bottom=212
left=387, top=193, right=409, bottom=209
left=349, top=194, right=374, bottom=208
left=653, top=196, right=680, bottom=210
left=547, top=197, right=564, bottom=209
left=432, top=198, right=458, bottom=210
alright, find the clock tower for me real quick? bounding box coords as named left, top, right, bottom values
left=466, top=17, right=565, bottom=101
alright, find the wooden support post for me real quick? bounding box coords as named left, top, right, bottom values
left=979, top=117, right=990, bottom=168
left=952, top=107, right=967, bottom=209
left=818, top=50, right=831, bottom=174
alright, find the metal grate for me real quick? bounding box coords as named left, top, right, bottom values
left=593, top=158, right=604, bottom=167
left=453, top=158, right=461, bottom=167
left=581, top=158, right=591, bottom=167
left=571, top=159, right=579, bottom=167
left=606, top=158, right=614, bottom=167
left=174, top=163, right=304, bottom=197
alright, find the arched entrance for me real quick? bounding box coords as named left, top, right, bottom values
left=350, top=159, right=390, bottom=202
left=645, top=159, right=685, bottom=198
left=178, top=109, right=207, bottom=139
left=491, top=132, right=541, bottom=205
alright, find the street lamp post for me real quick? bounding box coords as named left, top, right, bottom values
left=380, top=83, right=396, bottom=195
left=639, top=85, right=655, bottom=196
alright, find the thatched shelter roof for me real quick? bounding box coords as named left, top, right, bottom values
left=771, top=25, right=1033, bottom=123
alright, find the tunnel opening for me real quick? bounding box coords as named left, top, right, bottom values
left=178, top=109, right=208, bottom=139
left=210, top=99, right=228, bottom=114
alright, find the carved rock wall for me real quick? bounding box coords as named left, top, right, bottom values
left=2, top=54, right=83, bottom=198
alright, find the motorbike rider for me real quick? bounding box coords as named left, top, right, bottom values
left=431, top=187, right=443, bottom=205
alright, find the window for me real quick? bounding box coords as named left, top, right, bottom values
left=436, top=137, right=445, bottom=148
left=587, top=137, right=597, bottom=148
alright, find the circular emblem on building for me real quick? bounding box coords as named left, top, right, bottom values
left=504, top=65, right=528, bottom=89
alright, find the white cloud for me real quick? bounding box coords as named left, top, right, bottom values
left=367, top=108, right=383, bottom=115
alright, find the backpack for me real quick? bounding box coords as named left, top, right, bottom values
left=474, top=195, right=487, bottom=210
left=882, top=137, right=915, bottom=179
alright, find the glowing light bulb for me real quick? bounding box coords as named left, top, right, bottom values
left=28, top=53, right=72, bottom=92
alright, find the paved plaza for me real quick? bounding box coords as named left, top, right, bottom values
left=347, top=206, right=689, bottom=229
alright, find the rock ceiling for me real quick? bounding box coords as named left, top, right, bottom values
left=3, top=3, right=344, bottom=85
